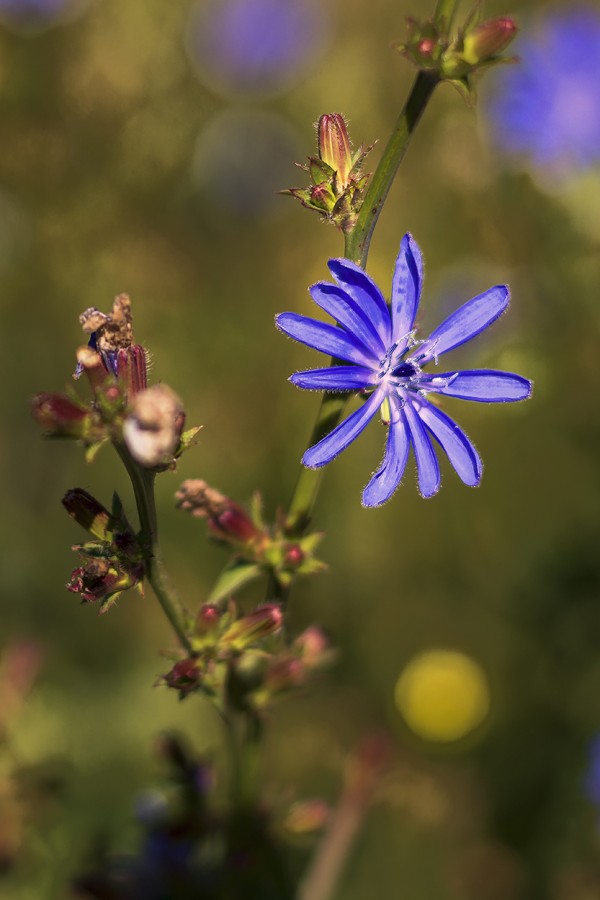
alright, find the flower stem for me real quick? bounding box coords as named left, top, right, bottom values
left=284, top=71, right=439, bottom=537
left=434, top=0, right=459, bottom=29
left=115, top=444, right=194, bottom=655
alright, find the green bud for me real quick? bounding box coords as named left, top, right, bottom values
left=221, top=604, right=283, bottom=651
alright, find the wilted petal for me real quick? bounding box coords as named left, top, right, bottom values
left=414, top=285, right=509, bottom=364
left=309, top=282, right=385, bottom=359
left=404, top=400, right=440, bottom=497
left=303, top=388, right=385, bottom=468
left=362, top=398, right=410, bottom=507
left=290, top=365, right=376, bottom=391
left=420, top=369, right=532, bottom=402
left=391, top=233, right=423, bottom=344
left=415, top=397, right=482, bottom=487
left=327, top=258, right=392, bottom=345
left=276, top=312, right=375, bottom=367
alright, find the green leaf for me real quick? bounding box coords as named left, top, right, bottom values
left=207, top=560, right=263, bottom=604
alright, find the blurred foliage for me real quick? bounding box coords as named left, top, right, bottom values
left=1, top=0, right=600, bottom=897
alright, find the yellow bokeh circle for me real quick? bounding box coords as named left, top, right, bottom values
left=395, top=650, right=490, bottom=742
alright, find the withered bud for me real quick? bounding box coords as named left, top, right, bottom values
left=79, top=294, right=133, bottom=353
left=123, top=384, right=184, bottom=467
left=176, top=479, right=262, bottom=544
left=74, top=345, right=108, bottom=390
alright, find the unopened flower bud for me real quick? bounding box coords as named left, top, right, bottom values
left=176, top=479, right=263, bottom=545
left=123, top=384, right=184, bottom=467
left=31, top=392, right=88, bottom=436
left=318, top=114, right=353, bottom=188
left=221, top=604, right=283, bottom=651
left=462, top=17, right=517, bottom=65
left=284, top=543, right=304, bottom=568
left=284, top=799, right=330, bottom=835
left=295, top=627, right=331, bottom=669
left=62, top=488, right=112, bottom=540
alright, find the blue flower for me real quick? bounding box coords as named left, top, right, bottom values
left=276, top=235, right=532, bottom=507
left=484, top=7, right=600, bottom=178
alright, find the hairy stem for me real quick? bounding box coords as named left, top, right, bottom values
left=115, top=444, right=194, bottom=655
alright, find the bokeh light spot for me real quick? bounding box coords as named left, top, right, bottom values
left=395, top=650, right=490, bottom=743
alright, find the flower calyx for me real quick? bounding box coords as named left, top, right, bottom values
left=396, top=4, right=517, bottom=104
left=282, top=113, right=373, bottom=233
left=176, top=480, right=325, bottom=591
left=63, top=489, right=145, bottom=613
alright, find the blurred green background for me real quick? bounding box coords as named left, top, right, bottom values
left=1, top=0, right=600, bottom=897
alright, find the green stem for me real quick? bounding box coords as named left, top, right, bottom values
left=115, top=443, right=194, bottom=655
left=284, top=71, right=439, bottom=537
left=344, top=71, right=439, bottom=268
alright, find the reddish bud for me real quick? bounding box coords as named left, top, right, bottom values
left=163, top=658, right=201, bottom=697
left=462, top=17, right=517, bottom=65
left=284, top=544, right=304, bottom=568
left=31, top=392, right=87, bottom=436
left=176, top=480, right=263, bottom=545
left=195, top=603, right=221, bottom=635
left=115, top=344, right=148, bottom=396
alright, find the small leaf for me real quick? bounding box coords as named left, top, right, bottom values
left=207, top=560, right=263, bottom=604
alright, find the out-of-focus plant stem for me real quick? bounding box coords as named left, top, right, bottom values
left=116, top=444, right=193, bottom=655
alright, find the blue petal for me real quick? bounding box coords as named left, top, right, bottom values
left=403, top=399, right=440, bottom=497
left=419, top=369, right=533, bottom=402
left=391, top=233, right=423, bottom=345
left=327, top=258, right=392, bottom=345
left=302, top=387, right=385, bottom=468
left=309, top=282, right=385, bottom=359
left=276, top=312, right=375, bottom=367
left=414, top=285, right=510, bottom=365
left=362, top=398, right=410, bottom=507
left=290, top=365, right=376, bottom=391
left=415, top=397, right=482, bottom=487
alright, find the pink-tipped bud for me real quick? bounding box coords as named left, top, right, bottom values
left=176, top=480, right=263, bottom=545
left=196, top=603, right=221, bottom=636
left=31, top=392, right=88, bottom=436
left=318, top=114, right=353, bottom=188
left=284, top=543, right=304, bottom=568
left=462, top=17, right=517, bottom=65
left=62, top=488, right=112, bottom=540
left=221, top=604, right=283, bottom=651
